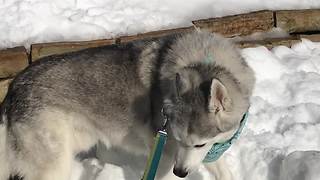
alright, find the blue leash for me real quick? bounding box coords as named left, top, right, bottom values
left=142, top=109, right=169, bottom=180
left=142, top=130, right=167, bottom=180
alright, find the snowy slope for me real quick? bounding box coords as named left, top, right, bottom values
left=70, top=39, right=320, bottom=180
left=1, top=0, right=320, bottom=49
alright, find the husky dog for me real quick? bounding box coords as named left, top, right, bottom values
left=0, top=31, right=255, bottom=180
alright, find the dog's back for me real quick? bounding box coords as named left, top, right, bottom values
left=0, top=43, right=154, bottom=180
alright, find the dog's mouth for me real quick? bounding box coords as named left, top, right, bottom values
left=173, top=167, right=189, bottom=178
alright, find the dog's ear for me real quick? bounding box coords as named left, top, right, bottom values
left=209, top=79, right=232, bottom=113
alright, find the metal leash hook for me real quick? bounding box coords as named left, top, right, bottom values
left=160, top=108, right=169, bottom=131
left=141, top=108, right=169, bottom=180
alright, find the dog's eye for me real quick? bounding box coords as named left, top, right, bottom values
left=194, top=143, right=206, bottom=148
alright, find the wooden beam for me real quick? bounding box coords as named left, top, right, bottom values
left=119, top=26, right=194, bottom=43
left=237, top=36, right=301, bottom=49
left=31, top=39, right=115, bottom=61
left=192, top=10, right=274, bottom=37
left=276, top=9, right=320, bottom=33
left=300, top=34, right=320, bottom=42
left=0, top=78, right=12, bottom=103
left=0, top=47, right=28, bottom=78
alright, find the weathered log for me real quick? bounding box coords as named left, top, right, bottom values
left=192, top=11, right=274, bottom=37
left=237, top=36, right=301, bottom=49
left=0, top=47, right=28, bottom=78
left=119, top=26, right=194, bottom=43
left=0, top=78, right=12, bottom=103
left=31, top=39, right=115, bottom=61
left=276, top=9, right=320, bottom=33
left=300, top=34, right=320, bottom=42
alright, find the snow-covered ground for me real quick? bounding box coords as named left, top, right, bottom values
left=229, top=39, right=320, bottom=180
left=1, top=0, right=320, bottom=49
left=2, top=0, right=320, bottom=179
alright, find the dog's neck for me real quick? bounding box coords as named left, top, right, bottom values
left=149, top=80, right=166, bottom=132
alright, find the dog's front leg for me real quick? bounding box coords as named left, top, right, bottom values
left=157, top=166, right=180, bottom=180
left=204, top=156, right=233, bottom=180
left=155, top=152, right=180, bottom=180
left=155, top=139, right=180, bottom=180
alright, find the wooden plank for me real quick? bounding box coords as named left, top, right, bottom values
left=276, top=9, right=320, bottom=33
left=300, top=34, right=320, bottom=42
left=0, top=78, right=12, bottom=103
left=237, top=36, right=301, bottom=49
left=192, top=10, right=274, bottom=37
left=119, top=26, right=194, bottom=43
left=31, top=39, right=115, bottom=61
left=0, top=47, right=29, bottom=78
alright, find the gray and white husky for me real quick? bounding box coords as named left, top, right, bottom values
left=0, top=31, right=255, bottom=180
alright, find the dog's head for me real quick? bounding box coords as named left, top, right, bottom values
left=162, top=69, right=246, bottom=178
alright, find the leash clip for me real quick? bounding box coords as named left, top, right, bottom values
left=161, top=108, right=169, bottom=131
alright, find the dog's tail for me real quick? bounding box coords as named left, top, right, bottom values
left=0, top=103, right=10, bottom=180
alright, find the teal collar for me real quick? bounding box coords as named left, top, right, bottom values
left=203, top=112, right=248, bottom=163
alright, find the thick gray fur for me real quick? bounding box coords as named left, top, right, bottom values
left=0, top=31, right=255, bottom=180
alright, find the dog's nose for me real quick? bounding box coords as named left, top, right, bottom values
left=173, top=167, right=188, bottom=178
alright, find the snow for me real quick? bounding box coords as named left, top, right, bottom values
left=280, top=151, right=320, bottom=180
left=69, top=39, right=320, bottom=180
left=1, top=0, right=320, bottom=49
left=228, top=39, right=320, bottom=180
left=2, top=0, right=320, bottom=179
